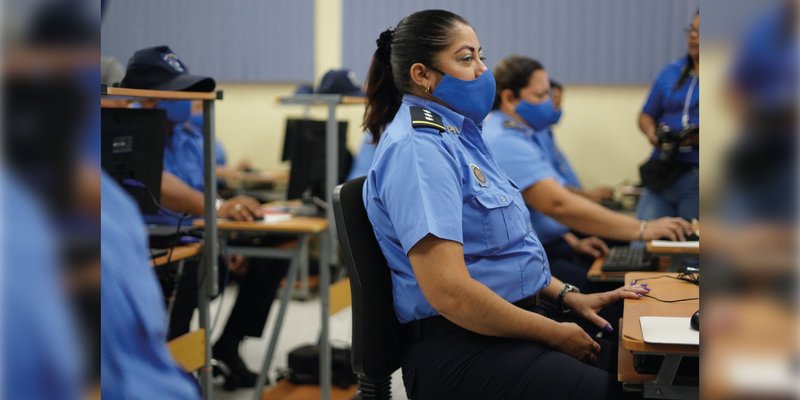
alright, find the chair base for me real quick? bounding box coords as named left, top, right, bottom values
left=356, top=374, right=392, bottom=400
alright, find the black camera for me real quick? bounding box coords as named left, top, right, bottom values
left=656, top=124, right=699, bottom=160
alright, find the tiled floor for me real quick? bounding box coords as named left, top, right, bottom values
left=198, top=284, right=407, bottom=400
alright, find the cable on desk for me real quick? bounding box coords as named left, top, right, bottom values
left=640, top=294, right=699, bottom=303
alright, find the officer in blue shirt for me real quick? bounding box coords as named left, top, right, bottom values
left=345, top=132, right=377, bottom=181
left=361, top=10, right=652, bottom=400
left=637, top=12, right=700, bottom=221
left=485, top=55, right=692, bottom=289
left=101, top=172, right=200, bottom=399
left=536, top=80, right=615, bottom=202
left=121, top=47, right=289, bottom=390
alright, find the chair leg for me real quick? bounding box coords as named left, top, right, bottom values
left=357, top=374, right=392, bottom=400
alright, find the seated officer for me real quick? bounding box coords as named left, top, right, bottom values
left=484, top=55, right=692, bottom=286
left=122, top=46, right=289, bottom=390
left=539, top=80, right=614, bottom=203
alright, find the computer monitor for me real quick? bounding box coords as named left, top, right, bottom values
left=285, top=119, right=352, bottom=201
left=101, top=107, right=168, bottom=214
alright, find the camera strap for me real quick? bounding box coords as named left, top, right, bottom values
left=682, top=75, right=698, bottom=129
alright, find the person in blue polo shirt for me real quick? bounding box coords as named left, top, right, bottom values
left=484, top=55, right=692, bottom=287
left=636, top=12, right=700, bottom=221
left=361, top=10, right=654, bottom=400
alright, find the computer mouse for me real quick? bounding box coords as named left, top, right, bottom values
left=685, top=232, right=700, bottom=242
left=690, top=310, right=699, bottom=331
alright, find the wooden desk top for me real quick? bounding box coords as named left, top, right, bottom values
left=646, top=240, right=700, bottom=255
left=587, top=256, right=670, bottom=282
left=150, top=242, right=203, bottom=267
left=621, top=272, right=699, bottom=354
left=617, top=318, right=657, bottom=383
left=103, top=86, right=222, bottom=100
left=194, top=216, right=328, bottom=234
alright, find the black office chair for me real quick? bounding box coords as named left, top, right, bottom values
left=333, top=177, right=403, bottom=400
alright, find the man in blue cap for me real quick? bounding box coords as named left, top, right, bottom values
left=122, top=46, right=290, bottom=390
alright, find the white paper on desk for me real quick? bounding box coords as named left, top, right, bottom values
left=262, top=214, right=292, bottom=224
left=649, top=240, right=699, bottom=249
left=639, top=316, right=699, bottom=345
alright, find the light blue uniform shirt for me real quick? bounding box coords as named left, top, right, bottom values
left=346, top=132, right=377, bottom=181
left=533, top=128, right=582, bottom=189
left=101, top=172, right=200, bottom=399
left=364, top=95, right=550, bottom=324
left=484, top=111, right=571, bottom=246
left=3, top=172, right=82, bottom=400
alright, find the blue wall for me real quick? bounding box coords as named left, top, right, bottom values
left=343, top=0, right=698, bottom=85
left=101, top=0, right=315, bottom=82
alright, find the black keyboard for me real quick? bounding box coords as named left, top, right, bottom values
left=601, top=246, right=657, bottom=272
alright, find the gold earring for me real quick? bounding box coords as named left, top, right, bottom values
left=425, top=84, right=431, bottom=93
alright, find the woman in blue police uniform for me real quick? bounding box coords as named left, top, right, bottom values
left=483, top=56, right=692, bottom=288
left=362, top=10, right=651, bottom=399
left=636, top=12, right=700, bottom=221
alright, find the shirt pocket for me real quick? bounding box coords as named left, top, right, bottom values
left=473, top=189, right=529, bottom=254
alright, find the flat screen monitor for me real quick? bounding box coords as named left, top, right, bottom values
left=101, top=107, right=168, bottom=214
left=285, top=119, right=351, bottom=202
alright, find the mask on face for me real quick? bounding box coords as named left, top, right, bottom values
left=189, top=114, right=203, bottom=128
left=431, top=69, right=496, bottom=124
left=515, top=98, right=557, bottom=131
left=549, top=109, right=563, bottom=125
left=156, top=100, right=191, bottom=124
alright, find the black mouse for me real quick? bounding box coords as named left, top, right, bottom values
left=690, top=310, right=699, bottom=331
left=685, top=232, right=700, bottom=242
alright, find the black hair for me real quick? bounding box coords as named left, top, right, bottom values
left=549, top=79, right=563, bottom=91
left=673, top=10, right=700, bottom=92
left=491, top=55, right=545, bottom=110
left=363, top=9, right=470, bottom=142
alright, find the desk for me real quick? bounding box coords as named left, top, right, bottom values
left=646, top=241, right=699, bottom=255
left=621, top=272, right=699, bottom=399
left=150, top=243, right=203, bottom=267
left=195, top=216, right=332, bottom=400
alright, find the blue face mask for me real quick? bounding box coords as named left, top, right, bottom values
left=515, top=98, right=557, bottom=131
left=190, top=114, right=204, bottom=128
left=431, top=69, right=496, bottom=124
left=549, top=109, right=563, bottom=125
left=156, top=100, right=192, bottom=124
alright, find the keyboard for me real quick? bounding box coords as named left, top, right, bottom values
left=601, top=246, right=657, bottom=272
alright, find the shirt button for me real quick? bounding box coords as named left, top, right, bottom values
left=499, top=195, right=506, bottom=202
left=528, top=223, right=533, bottom=230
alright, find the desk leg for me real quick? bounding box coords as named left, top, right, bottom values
left=319, top=231, right=331, bottom=400
left=643, top=355, right=699, bottom=399
left=250, top=239, right=303, bottom=400
left=295, top=236, right=310, bottom=300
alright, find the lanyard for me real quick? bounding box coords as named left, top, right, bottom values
left=682, top=76, right=698, bottom=128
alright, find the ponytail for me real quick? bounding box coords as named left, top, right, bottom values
left=363, top=28, right=401, bottom=143
left=363, top=10, right=470, bottom=143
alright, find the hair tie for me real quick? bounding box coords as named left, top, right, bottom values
left=376, top=27, right=395, bottom=50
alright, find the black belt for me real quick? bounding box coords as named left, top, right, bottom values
left=402, top=294, right=541, bottom=345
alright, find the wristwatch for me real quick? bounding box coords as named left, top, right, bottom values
left=557, top=283, right=580, bottom=313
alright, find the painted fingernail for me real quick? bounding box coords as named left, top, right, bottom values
left=631, top=280, right=638, bottom=285
left=637, top=293, right=643, bottom=297
left=603, top=324, right=614, bottom=333
left=641, top=283, right=648, bottom=287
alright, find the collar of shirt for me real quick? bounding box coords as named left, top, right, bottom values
left=403, top=94, right=466, bottom=134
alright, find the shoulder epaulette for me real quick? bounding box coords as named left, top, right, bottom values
left=503, top=119, right=526, bottom=131
left=410, top=106, right=446, bottom=132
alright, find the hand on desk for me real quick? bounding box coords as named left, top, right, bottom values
left=563, top=284, right=650, bottom=335
left=218, top=195, right=263, bottom=221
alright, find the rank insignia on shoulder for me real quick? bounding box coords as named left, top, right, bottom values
left=410, top=106, right=446, bottom=132
left=503, top=119, right=525, bottom=131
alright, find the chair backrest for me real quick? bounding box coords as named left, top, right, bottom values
left=333, top=177, right=403, bottom=379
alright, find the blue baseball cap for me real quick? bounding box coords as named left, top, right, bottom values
left=121, top=46, right=215, bottom=92
left=316, top=69, right=365, bottom=96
